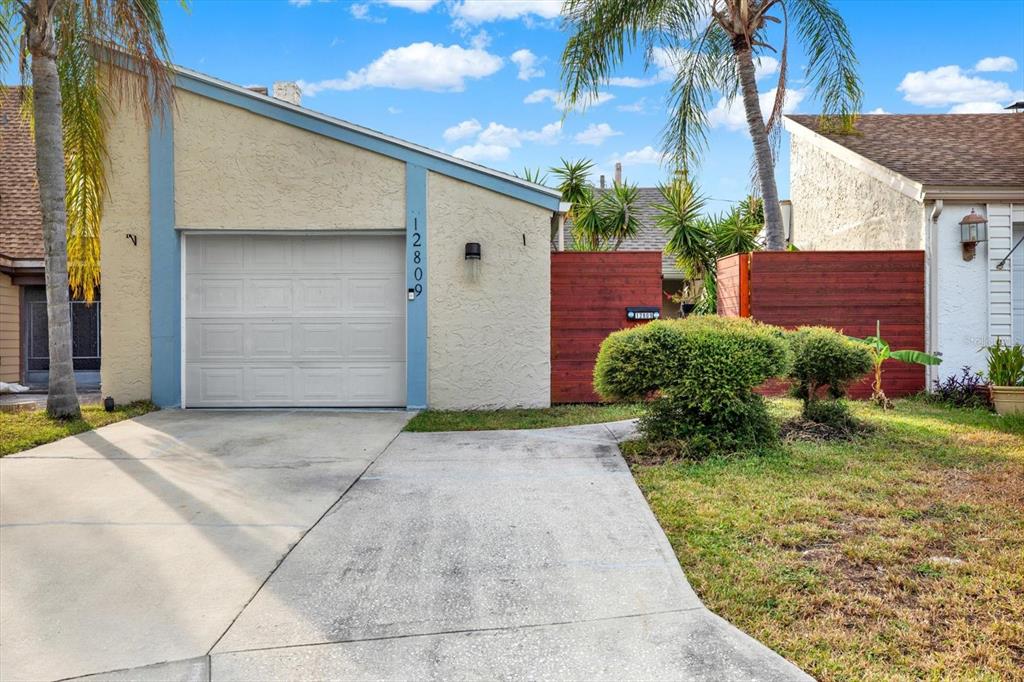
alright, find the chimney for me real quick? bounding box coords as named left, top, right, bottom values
left=614, top=162, right=622, bottom=184
left=272, top=81, right=302, bottom=106
left=599, top=174, right=605, bottom=189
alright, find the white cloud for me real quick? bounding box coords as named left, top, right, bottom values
left=614, top=146, right=667, bottom=166
left=866, top=107, right=889, bottom=114
left=510, top=49, right=544, bottom=80
left=523, top=88, right=614, bottom=110
left=443, top=118, right=483, bottom=142
left=449, top=0, right=561, bottom=25
left=289, top=0, right=312, bottom=6
left=452, top=143, right=511, bottom=162
left=469, top=30, right=491, bottom=50
left=755, top=56, right=780, bottom=81
left=974, top=56, right=1018, bottom=72
left=898, top=65, right=1017, bottom=106
left=617, top=98, right=647, bottom=113
left=708, top=87, right=806, bottom=131
left=297, top=42, right=503, bottom=95
left=387, top=106, right=402, bottom=114
left=351, top=3, right=385, bottom=22
left=948, top=101, right=1011, bottom=114
left=607, top=46, right=681, bottom=87
left=522, top=121, right=562, bottom=144
left=574, top=123, right=622, bottom=146
left=475, top=120, right=561, bottom=147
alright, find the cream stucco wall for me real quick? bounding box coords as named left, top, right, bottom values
left=173, top=91, right=405, bottom=230
left=426, top=172, right=551, bottom=409
left=99, top=99, right=152, bottom=402
left=0, top=273, right=20, bottom=383
left=790, top=135, right=924, bottom=250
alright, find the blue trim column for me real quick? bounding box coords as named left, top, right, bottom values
left=149, top=106, right=180, bottom=407
left=406, top=164, right=428, bottom=409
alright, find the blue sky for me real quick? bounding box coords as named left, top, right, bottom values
left=9, top=0, right=1024, bottom=207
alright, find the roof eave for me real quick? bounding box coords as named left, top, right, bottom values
left=921, top=185, right=1024, bottom=203
left=784, top=116, right=926, bottom=203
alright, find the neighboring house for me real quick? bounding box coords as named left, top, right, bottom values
left=74, top=63, right=562, bottom=410
left=784, top=113, right=1024, bottom=383
left=557, top=183, right=688, bottom=318
left=0, top=87, right=102, bottom=389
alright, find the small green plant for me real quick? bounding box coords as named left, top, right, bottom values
left=593, top=317, right=791, bottom=452
left=787, top=326, right=872, bottom=428
left=849, top=321, right=942, bottom=408
left=984, top=339, right=1024, bottom=386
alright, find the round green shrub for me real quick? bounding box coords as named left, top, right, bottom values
left=593, top=317, right=791, bottom=451
left=787, top=326, right=873, bottom=403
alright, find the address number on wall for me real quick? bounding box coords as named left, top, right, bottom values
left=626, top=307, right=660, bottom=321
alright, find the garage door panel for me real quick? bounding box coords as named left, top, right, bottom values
left=194, top=238, right=245, bottom=272
left=346, top=275, right=405, bottom=314
left=188, top=322, right=245, bottom=359
left=295, top=278, right=345, bottom=314
left=345, top=319, right=404, bottom=360
left=296, top=322, right=345, bottom=359
left=296, top=238, right=345, bottom=271
left=248, top=323, right=293, bottom=358
left=245, top=237, right=294, bottom=271
left=185, top=234, right=406, bottom=407
left=342, top=236, right=405, bottom=273
left=247, top=367, right=294, bottom=403
left=246, top=278, right=294, bottom=315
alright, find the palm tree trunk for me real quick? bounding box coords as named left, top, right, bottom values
left=734, top=45, right=786, bottom=251
left=28, top=5, right=81, bottom=419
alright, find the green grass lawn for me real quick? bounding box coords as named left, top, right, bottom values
left=0, top=401, right=157, bottom=456
left=404, top=402, right=644, bottom=432
left=628, top=398, right=1023, bottom=681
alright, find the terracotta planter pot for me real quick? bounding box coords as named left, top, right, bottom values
left=990, top=385, right=1024, bottom=415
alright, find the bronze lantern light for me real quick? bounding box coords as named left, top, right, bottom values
left=958, top=209, right=987, bottom=261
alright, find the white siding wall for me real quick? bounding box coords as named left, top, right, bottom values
left=987, top=203, right=1014, bottom=344
left=1013, top=223, right=1024, bottom=344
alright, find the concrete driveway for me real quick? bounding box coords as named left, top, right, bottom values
left=1, top=413, right=808, bottom=681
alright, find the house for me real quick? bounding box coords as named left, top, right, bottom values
left=62, top=63, right=563, bottom=410
left=556, top=173, right=687, bottom=318
left=1, top=87, right=102, bottom=389
left=784, top=113, right=1024, bottom=383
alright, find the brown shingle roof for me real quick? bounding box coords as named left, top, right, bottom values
left=786, top=113, right=1024, bottom=188
left=0, top=86, right=43, bottom=261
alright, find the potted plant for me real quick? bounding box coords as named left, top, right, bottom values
left=985, top=339, right=1024, bottom=415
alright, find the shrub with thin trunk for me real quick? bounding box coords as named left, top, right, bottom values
left=787, top=326, right=872, bottom=426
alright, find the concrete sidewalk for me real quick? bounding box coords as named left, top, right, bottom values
left=2, top=416, right=809, bottom=681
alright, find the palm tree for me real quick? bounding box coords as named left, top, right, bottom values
left=560, top=0, right=861, bottom=251
left=603, top=181, right=641, bottom=249
left=1, top=0, right=175, bottom=418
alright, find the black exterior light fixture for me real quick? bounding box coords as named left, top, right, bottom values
left=958, top=209, right=987, bottom=261
left=464, top=242, right=482, bottom=282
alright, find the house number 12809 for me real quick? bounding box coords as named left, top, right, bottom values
left=411, top=218, right=423, bottom=296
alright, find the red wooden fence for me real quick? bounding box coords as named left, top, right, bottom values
left=551, top=252, right=663, bottom=403
left=718, top=251, right=926, bottom=398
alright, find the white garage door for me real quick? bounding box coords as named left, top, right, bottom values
left=184, top=234, right=406, bottom=407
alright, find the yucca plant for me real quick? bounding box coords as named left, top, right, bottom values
left=2, top=0, right=179, bottom=417
left=985, top=339, right=1024, bottom=387
left=849, top=320, right=942, bottom=408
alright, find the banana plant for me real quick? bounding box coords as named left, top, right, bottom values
left=849, top=321, right=942, bottom=408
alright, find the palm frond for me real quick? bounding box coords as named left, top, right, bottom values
left=603, top=180, right=641, bottom=249
left=655, top=177, right=711, bottom=277
left=56, top=15, right=107, bottom=302
left=560, top=0, right=679, bottom=113
left=788, top=0, right=862, bottom=129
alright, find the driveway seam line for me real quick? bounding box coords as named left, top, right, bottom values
left=203, top=427, right=408, bottom=657
left=210, top=606, right=708, bottom=658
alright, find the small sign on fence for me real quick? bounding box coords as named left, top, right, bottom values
left=626, top=306, right=660, bottom=321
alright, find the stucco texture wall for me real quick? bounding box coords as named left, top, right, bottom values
left=790, top=136, right=924, bottom=250
left=0, top=273, right=19, bottom=383
left=426, top=172, right=551, bottom=409
left=173, top=91, right=405, bottom=230
left=99, top=99, right=151, bottom=402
